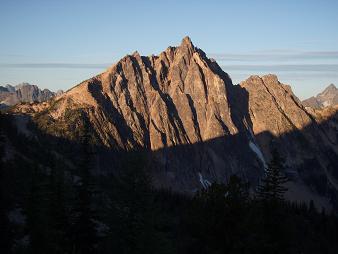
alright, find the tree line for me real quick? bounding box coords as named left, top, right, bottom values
left=1, top=113, right=338, bottom=254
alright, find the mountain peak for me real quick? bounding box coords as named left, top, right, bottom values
left=132, top=50, right=140, bottom=57
left=303, top=83, right=338, bottom=108
left=180, top=36, right=194, bottom=49
left=319, top=83, right=337, bottom=97
left=322, top=83, right=337, bottom=93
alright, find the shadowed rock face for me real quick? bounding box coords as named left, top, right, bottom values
left=303, top=84, right=338, bottom=109
left=10, top=37, right=338, bottom=207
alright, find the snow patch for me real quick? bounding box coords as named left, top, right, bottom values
left=322, top=100, right=331, bottom=107
left=248, top=126, right=255, bottom=140
left=249, top=141, right=267, bottom=168
left=198, top=172, right=211, bottom=189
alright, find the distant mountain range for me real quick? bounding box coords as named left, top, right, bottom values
left=303, top=84, right=338, bottom=109
left=0, top=83, right=63, bottom=108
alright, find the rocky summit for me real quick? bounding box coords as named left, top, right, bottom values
left=8, top=37, right=338, bottom=208
left=303, top=84, right=338, bottom=109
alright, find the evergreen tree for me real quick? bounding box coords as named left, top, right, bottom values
left=257, top=149, right=288, bottom=203
left=46, top=161, right=70, bottom=254
left=106, top=152, right=158, bottom=254
left=71, top=120, right=97, bottom=254
left=255, top=149, right=289, bottom=253
left=0, top=114, right=12, bottom=253
left=308, top=199, right=317, bottom=214
left=190, top=176, right=250, bottom=253
left=26, top=166, right=50, bottom=254
left=224, top=175, right=250, bottom=208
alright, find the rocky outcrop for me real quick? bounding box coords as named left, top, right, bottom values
left=9, top=37, right=338, bottom=207
left=303, top=84, right=338, bottom=109
left=240, top=74, right=316, bottom=161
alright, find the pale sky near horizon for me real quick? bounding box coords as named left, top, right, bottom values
left=0, top=0, right=338, bottom=99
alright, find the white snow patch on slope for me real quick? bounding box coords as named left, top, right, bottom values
left=249, top=141, right=267, bottom=168
left=322, top=100, right=331, bottom=107
left=198, top=172, right=211, bottom=189
left=248, top=126, right=255, bottom=140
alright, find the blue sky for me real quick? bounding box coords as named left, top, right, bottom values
left=0, top=0, right=338, bottom=99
